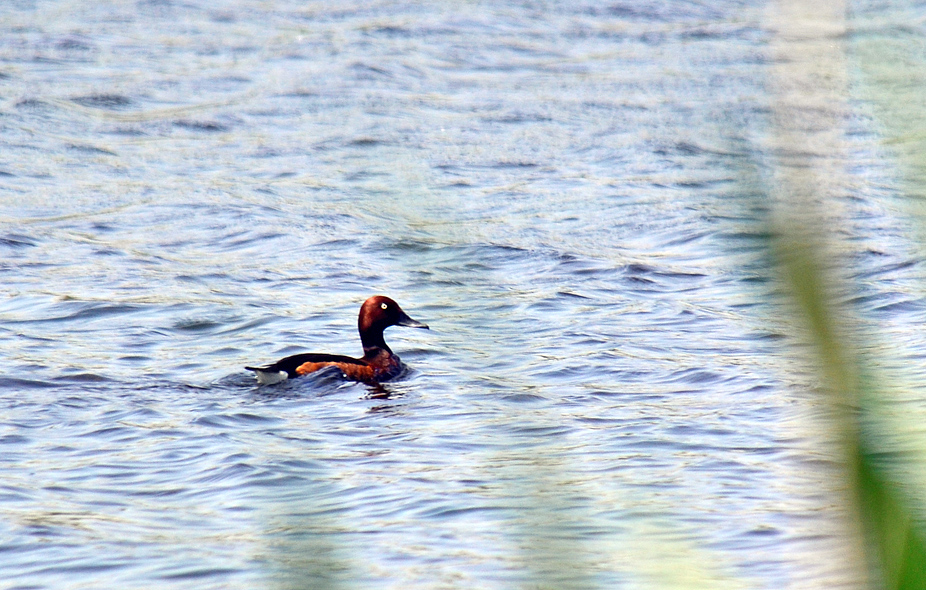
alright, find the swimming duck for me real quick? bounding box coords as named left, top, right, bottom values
left=246, top=295, right=428, bottom=385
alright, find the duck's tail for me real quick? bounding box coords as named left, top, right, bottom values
left=245, top=366, right=288, bottom=385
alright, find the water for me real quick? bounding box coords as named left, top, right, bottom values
left=2, top=1, right=926, bottom=589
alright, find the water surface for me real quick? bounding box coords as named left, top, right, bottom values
left=2, top=1, right=925, bottom=589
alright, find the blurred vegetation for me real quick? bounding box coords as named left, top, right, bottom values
left=767, top=0, right=926, bottom=588
left=775, top=232, right=926, bottom=589
left=266, top=503, right=352, bottom=590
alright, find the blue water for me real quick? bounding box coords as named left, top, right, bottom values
left=2, top=1, right=925, bottom=589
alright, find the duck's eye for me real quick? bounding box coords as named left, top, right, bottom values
left=381, top=303, right=388, bottom=310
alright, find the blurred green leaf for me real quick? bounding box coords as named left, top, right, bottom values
left=856, top=447, right=926, bottom=590
left=774, top=232, right=926, bottom=590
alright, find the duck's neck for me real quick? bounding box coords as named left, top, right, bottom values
left=361, top=329, right=392, bottom=358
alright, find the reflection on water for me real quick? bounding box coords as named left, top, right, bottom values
left=1, top=1, right=925, bottom=589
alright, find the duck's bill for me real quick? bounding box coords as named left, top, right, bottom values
left=397, top=314, right=429, bottom=329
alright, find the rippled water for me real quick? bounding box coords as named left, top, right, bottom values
left=2, top=1, right=926, bottom=589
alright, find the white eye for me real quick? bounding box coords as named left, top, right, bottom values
left=381, top=303, right=388, bottom=309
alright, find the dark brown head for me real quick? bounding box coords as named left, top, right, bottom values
left=358, top=295, right=428, bottom=352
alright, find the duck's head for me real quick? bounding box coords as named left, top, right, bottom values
left=359, top=295, right=429, bottom=338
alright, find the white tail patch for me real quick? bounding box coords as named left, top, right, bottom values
left=251, top=369, right=287, bottom=385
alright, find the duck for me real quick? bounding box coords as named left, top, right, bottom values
left=245, top=295, right=428, bottom=385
